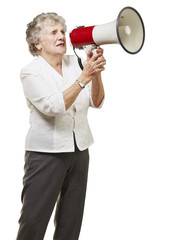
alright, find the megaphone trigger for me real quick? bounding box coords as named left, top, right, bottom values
left=83, top=45, right=98, bottom=55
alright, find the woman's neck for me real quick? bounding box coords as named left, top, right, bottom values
left=40, top=53, right=63, bottom=76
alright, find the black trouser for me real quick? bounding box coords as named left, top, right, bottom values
left=16, top=142, right=89, bottom=240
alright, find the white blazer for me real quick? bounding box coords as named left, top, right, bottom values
left=20, top=55, right=104, bottom=152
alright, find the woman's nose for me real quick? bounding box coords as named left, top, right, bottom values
left=57, top=32, right=65, bottom=40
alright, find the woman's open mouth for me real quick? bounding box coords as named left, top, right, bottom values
left=56, top=42, right=65, bottom=47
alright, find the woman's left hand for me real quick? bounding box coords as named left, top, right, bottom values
left=82, top=46, right=106, bottom=79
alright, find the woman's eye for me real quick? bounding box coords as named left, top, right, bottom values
left=52, top=31, right=57, bottom=35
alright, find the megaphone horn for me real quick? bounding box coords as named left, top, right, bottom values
left=70, top=6, right=145, bottom=54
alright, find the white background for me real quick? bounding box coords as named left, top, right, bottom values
left=0, top=0, right=178, bottom=239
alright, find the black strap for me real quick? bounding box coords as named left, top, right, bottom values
left=73, top=47, right=83, bottom=70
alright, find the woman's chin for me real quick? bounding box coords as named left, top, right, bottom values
left=56, top=46, right=67, bottom=55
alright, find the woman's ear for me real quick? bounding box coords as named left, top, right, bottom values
left=34, top=42, right=42, bottom=50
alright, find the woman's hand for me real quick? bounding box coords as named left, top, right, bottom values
left=81, top=46, right=106, bottom=85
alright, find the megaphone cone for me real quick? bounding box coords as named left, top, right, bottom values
left=117, top=7, right=145, bottom=54
left=70, top=6, right=145, bottom=54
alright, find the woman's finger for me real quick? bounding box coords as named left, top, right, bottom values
left=95, top=57, right=106, bottom=66
left=91, top=51, right=104, bottom=61
left=86, top=49, right=93, bottom=59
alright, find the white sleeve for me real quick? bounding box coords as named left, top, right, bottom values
left=20, top=68, right=66, bottom=116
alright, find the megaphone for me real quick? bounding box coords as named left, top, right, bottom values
left=70, top=6, right=145, bottom=54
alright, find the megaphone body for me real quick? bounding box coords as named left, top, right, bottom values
left=70, top=7, right=145, bottom=54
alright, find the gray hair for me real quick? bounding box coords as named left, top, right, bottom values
left=26, top=12, right=67, bottom=56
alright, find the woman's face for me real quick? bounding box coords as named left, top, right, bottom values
left=36, top=22, right=67, bottom=58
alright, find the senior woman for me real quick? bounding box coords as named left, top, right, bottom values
left=16, top=12, right=105, bottom=240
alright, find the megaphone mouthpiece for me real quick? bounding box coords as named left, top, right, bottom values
left=70, top=26, right=96, bottom=49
